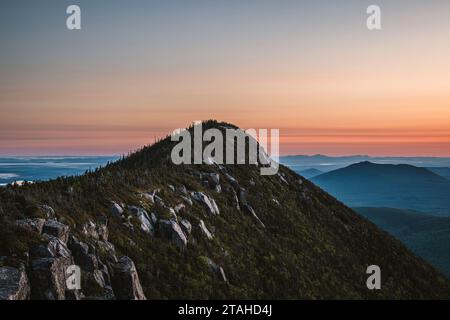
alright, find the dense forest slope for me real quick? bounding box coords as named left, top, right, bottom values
left=1, top=121, right=449, bottom=299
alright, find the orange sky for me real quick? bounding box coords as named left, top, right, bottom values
left=1, top=1, right=450, bottom=156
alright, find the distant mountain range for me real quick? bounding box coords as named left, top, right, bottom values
left=280, top=155, right=450, bottom=173
left=355, top=207, right=450, bottom=278
left=311, top=162, right=450, bottom=215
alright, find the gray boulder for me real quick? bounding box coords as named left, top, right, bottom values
left=42, top=220, right=70, bottom=243
left=191, top=192, right=220, bottom=215
left=29, top=257, right=72, bottom=300
left=0, top=266, right=30, bottom=300
left=31, top=235, right=72, bottom=259
left=111, top=256, right=146, bottom=300
left=68, top=236, right=98, bottom=271
left=198, top=220, right=213, bottom=240
left=180, top=219, right=192, bottom=235
left=128, top=206, right=154, bottom=235
left=110, top=202, right=124, bottom=217
left=204, top=257, right=228, bottom=283
left=158, top=220, right=188, bottom=250
left=242, top=204, right=266, bottom=228
left=15, top=218, right=45, bottom=234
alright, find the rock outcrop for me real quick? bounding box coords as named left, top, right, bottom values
left=111, top=256, right=146, bottom=300
left=157, top=220, right=188, bottom=250
left=191, top=192, right=220, bottom=215
left=16, top=218, right=45, bottom=234
left=0, top=266, right=30, bottom=300
left=42, top=220, right=70, bottom=243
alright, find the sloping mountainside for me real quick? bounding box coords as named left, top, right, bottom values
left=426, top=167, right=450, bottom=180
left=1, top=121, right=449, bottom=300
left=355, top=207, right=450, bottom=278
left=312, top=162, right=450, bottom=215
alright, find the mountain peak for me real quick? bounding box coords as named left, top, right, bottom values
left=1, top=121, right=449, bottom=299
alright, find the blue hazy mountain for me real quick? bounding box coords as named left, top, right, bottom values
left=280, top=155, right=450, bottom=172
left=355, top=207, right=450, bottom=278
left=0, top=156, right=119, bottom=185
left=311, top=161, right=450, bottom=215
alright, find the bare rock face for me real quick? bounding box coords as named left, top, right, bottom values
left=29, top=235, right=74, bottom=300
left=42, top=220, right=70, bottom=243
left=158, top=220, right=188, bottom=250
left=128, top=206, right=154, bottom=235
left=110, top=202, right=124, bottom=217
left=111, top=256, right=146, bottom=300
left=191, top=192, right=220, bottom=215
left=68, top=236, right=98, bottom=271
left=29, top=257, right=72, bottom=300
left=31, top=235, right=72, bottom=259
left=198, top=220, right=213, bottom=240
left=180, top=219, right=192, bottom=235
left=204, top=257, right=228, bottom=283
left=0, top=266, right=30, bottom=300
left=15, top=218, right=45, bottom=234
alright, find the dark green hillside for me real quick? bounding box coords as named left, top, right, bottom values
left=1, top=121, right=450, bottom=299
left=355, top=207, right=450, bottom=278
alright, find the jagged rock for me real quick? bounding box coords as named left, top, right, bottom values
left=168, top=207, right=178, bottom=222
left=174, top=203, right=186, bottom=214
left=144, top=191, right=165, bottom=207
left=198, top=220, right=213, bottom=240
left=82, top=218, right=109, bottom=241
left=157, top=220, right=188, bottom=250
left=0, top=266, right=30, bottom=300
left=111, top=256, right=146, bottom=300
left=181, top=196, right=193, bottom=206
left=180, top=219, right=192, bottom=235
left=150, top=212, right=158, bottom=224
left=42, top=220, right=70, bottom=243
left=238, top=188, right=247, bottom=206
left=31, top=235, right=72, bottom=259
left=110, top=202, right=124, bottom=217
left=97, top=221, right=109, bottom=241
left=231, top=189, right=240, bottom=211
left=191, top=192, right=220, bottom=215
left=82, top=220, right=98, bottom=239
left=204, top=257, right=228, bottom=282
left=242, top=204, right=266, bottom=228
left=38, top=205, right=55, bottom=219
left=68, top=236, right=98, bottom=271
left=128, top=206, right=154, bottom=235
left=30, top=257, right=72, bottom=300
left=272, top=198, right=280, bottom=206
left=224, top=173, right=239, bottom=189
left=278, top=172, right=289, bottom=185
left=201, top=173, right=220, bottom=185
left=15, top=218, right=45, bottom=234
left=168, top=184, right=175, bottom=192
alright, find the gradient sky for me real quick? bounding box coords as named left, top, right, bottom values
left=1, top=0, right=450, bottom=156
